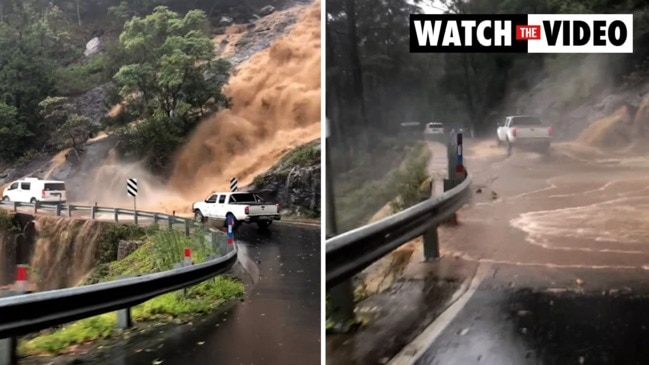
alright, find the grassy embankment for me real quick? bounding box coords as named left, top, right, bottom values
left=18, top=223, right=244, bottom=357
left=332, top=140, right=431, bottom=233
left=326, top=141, right=431, bottom=329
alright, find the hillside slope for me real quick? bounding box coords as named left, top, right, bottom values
left=0, top=0, right=321, bottom=217
left=246, top=139, right=320, bottom=218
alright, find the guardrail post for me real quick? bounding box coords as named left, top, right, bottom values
left=67, top=204, right=73, bottom=217
left=133, top=210, right=138, bottom=225
left=184, top=249, right=192, bottom=266
left=423, top=225, right=440, bottom=260
left=0, top=265, right=30, bottom=365
left=227, top=217, right=235, bottom=248
left=172, top=262, right=189, bottom=297
left=33, top=200, right=39, bottom=215
left=168, top=215, right=173, bottom=230
left=0, top=290, right=18, bottom=365
left=55, top=203, right=62, bottom=216
left=455, top=131, right=464, bottom=176
left=328, top=280, right=355, bottom=332
left=212, top=230, right=225, bottom=254
left=116, top=276, right=133, bottom=329
left=15, top=265, right=27, bottom=293
left=326, top=117, right=338, bottom=238
left=445, top=131, right=466, bottom=190
left=184, top=220, right=191, bottom=237
left=114, top=209, right=119, bottom=222
left=90, top=205, right=97, bottom=219
left=12, top=202, right=17, bottom=213
left=153, top=213, right=159, bottom=223
left=447, top=133, right=457, bottom=180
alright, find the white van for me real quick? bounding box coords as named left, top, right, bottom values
left=2, top=178, right=67, bottom=203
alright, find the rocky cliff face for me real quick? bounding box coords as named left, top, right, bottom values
left=245, top=139, right=320, bottom=218
left=504, top=54, right=649, bottom=143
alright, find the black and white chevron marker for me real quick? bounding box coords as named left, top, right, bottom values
left=230, top=177, right=238, bottom=192
left=127, top=178, right=138, bottom=197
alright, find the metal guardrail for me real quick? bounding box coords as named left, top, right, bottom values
left=325, top=131, right=472, bottom=331
left=0, top=200, right=238, bottom=363
left=0, top=249, right=237, bottom=338
left=0, top=201, right=204, bottom=233
left=326, top=175, right=472, bottom=288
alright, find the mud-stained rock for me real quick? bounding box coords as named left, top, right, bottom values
left=353, top=241, right=417, bottom=299
left=246, top=139, right=320, bottom=217
left=259, top=5, right=276, bottom=16
left=576, top=106, right=634, bottom=150
left=117, top=240, right=143, bottom=260
left=219, top=16, right=234, bottom=27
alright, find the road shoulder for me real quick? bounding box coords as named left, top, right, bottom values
left=326, top=246, right=479, bottom=365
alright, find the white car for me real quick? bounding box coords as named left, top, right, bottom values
left=496, top=115, right=552, bottom=155
left=192, top=191, right=281, bottom=229
left=3, top=178, right=67, bottom=203
left=424, top=122, right=445, bottom=140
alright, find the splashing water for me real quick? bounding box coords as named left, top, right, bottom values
left=74, top=1, right=321, bottom=214
left=167, top=0, right=321, bottom=204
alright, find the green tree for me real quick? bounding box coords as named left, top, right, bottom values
left=0, top=103, right=32, bottom=160
left=0, top=2, right=60, bottom=155
left=39, top=96, right=95, bottom=158
left=113, top=6, right=231, bottom=171
left=115, top=6, right=230, bottom=119
left=55, top=114, right=95, bottom=158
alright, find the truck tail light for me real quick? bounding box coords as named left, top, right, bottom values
left=548, top=126, right=553, bottom=136
left=244, top=206, right=249, bottom=215
left=512, top=128, right=517, bottom=137
left=41, top=189, right=46, bottom=198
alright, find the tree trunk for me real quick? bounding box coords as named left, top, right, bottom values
left=76, top=0, right=81, bottom=26
left=462, top=54, right=478, bottom=127
left=344, top=0, right=369, bottom=149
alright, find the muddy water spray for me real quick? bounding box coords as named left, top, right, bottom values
left=29, top=216, right=107, bottom=290
left=72, top=1, right=320, bottom=214
left=167, top=0, right=321, bottom=204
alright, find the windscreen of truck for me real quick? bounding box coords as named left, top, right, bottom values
left=44, top=183, right=66, bottom=191
left=230, top=193, right=256, bottom=203
left=511, top=116, right=542, bottom=126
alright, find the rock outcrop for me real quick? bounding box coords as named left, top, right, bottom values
left=245, top=139, right=320, bottom=218
left=504, top=54, right=649, bottom=142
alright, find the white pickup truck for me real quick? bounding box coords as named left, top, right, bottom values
left=192, top=192, right=281, bottom=229
left=496, top=115, right=552, bottom=155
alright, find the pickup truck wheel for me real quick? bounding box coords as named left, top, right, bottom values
left=194, top=210, right=206, bottom=223
left=2, top=196, right=8, bottom=201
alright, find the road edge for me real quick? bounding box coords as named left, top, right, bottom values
left=276, top=218, right=320, bottom=227
left=388, top=263, right=490, bottom=365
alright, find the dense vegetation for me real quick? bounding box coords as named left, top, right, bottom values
left=19, top=224, right=244, bottom=356
left=326, top=0, right=649, bottom=163
left=0, top=0, right=286, bottom=171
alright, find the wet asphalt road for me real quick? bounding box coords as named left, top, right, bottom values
left=392, top=140, right=649, bottom=365
left=436, top=139, right=649, bottom=284
left=414, top=281, right=649, bottom=365
left=101, top=222, right=321, bottom=365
